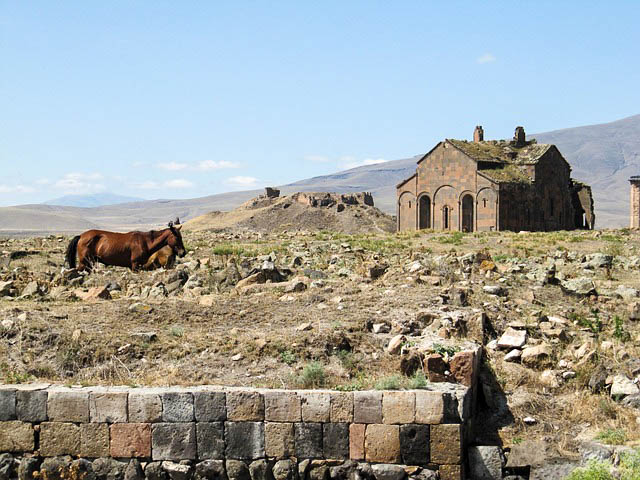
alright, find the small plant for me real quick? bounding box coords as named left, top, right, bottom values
left=407, top=371, right=428, bottom=389
left=596, top=428, right=627, bottom=445
left=620, top=449, right=640, bottom=480
left=613, top=316, right=631, bottom=342
left=374, top=374, right=403, bottom=390
left=298, top=361, right=326, bottom=388
left=437, top=232, right=464, bottom=245
left=279, top=350, right=296, bottom=366
left=512, top=436, right=523, bottom=445
left=565, top=459, right=613, bottom=480
left=431, top=343, right=460, bottom=357
left=169, top=326, right=184, bottom=338
left=334, top=379, right=365, bottom=391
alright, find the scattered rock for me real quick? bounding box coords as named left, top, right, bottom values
left=610, top=374, right=639, bottom=400
left=561, top=277, right=597, bottom=296
left=386, top=334, right=406, bottom=354
left=521, top=344, right=552, bottom=367
left=498, top=327, right=527, bottom=349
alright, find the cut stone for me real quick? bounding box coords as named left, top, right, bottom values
left=349, top=424, right=365, bottom=461
left=0, top=421, right=34, bottom=452
left=152, top=423, right=196, bottom=461
left=111, top=423, right=152, bottom=458
left=162, top=392, right=194, bottom=422
left=194, top=391, right=226, bottom=422
left=322, top=423, right=349, bottom=460
left=47, top=390, right=89, bottom=423
left=39, top=422, right=80, bottom=456
left=129, top=391, right=163, bottom=423
left=264, top=391, right=301, bottom=422
left=382, top=391, right=415, bottom=424
left=353, top=391, right=382, bottom=424
left=330, top=392, right=353, bottom=423
left=0, top=390, right=16, bottom=421
left=400, top=424, right=430, bottom=465
left=300, top=392, right=330, bottom=422
left=415, top=391, right=444, bottom=424
left=468, top=446, right=504, bottom=480
left=226, top=392, right=264, bottom=421
left=16, top=390, right=47, bottom=422
left=364, top=424, right=400, bottom=463
left=225, top=422, right=265, bottom=460
left=80, top=423, right=110, bottom=457
left=265, top=422, right=295, bottom=458
left=197, top=422, right=225, bottom=460
left=430, top=424, right=461, bottom=464
left=90, top=391, right=128, bottom=423
left=294, top=422, right=323, bottom=459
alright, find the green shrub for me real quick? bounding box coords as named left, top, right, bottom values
left=565, top=460, right=613, bottom=480
left=374, top=374, right=403, bottom=390
left=613, top=316, right=631, bottom=342
left=620, top=449, right=640, bottom=480
left=279, top=350, right=296, bottom=366
left=596, top=428, right=626, bottom=445
left=407, top=371, right=428, bottom=389
left=298, top=361, right=326, bottom=388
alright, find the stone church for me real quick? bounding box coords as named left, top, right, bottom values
left=396, top=126, right=594, bottom=232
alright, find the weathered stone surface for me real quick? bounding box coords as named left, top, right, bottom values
left=92, top=458, right=127, bottom=480
left=561, top=277, right=596, bottom=296
left=430, top=424, right=461, bottom=465
left=330, top=392, right=353, bottom=423
left=450, top=350, right=477, bottom=387
left=365, top=424, right=400, bottom=463
left=40, top=457, right=73, bottom=480
left=80, top=423, right=110, bottom=457
left=272, top=460, right=295, bottom=480
left=265, top=422, right=295, bottom=458
left=611, top=374, right=640, bottom=399
left=353, top=391, right=382, bottom=424
left=197, top=422, right=225, bottom=460
left=162, top=392, right=194, bottom=422
left=16, top=390, right=47, bottom=422
left=425, top=354, right=448, bottom=382
left=124, top=460, right=144, bottom=480
left=249, top=459, right=273, bottom=480
left=414, top=391, right=444, bottom=424
left=382, top=392, right=414, bottom=424
left=308, top=464, right=328, bottom=480
left=18, top=456, right=40, bottom=480
left=195, top=460, right=227, bottom=480
left=112, top=423, right=152, bottom=458
left=497, top=328, right=527, bottom=349
left=226, top=460, right=250, bottom=480
left=194, top=392, right=226, bottom=422
left=144, top=462, right=167, bottom=480
left=129, top=391, right=163, bottom=423
left=40, top=422, right=80, bottom=456
left=0, top=390, right=16, bottom=421
left=295, top=422, right=323, bottom=458
left=300, top=392, right=330, bottom=422
left=349, top=424, right=365, bottom=461
left=90, top=392, right=128, bottom=423
left=370, top=464, right=405, bottom=480
left=226, top=392, right=264, bottom=421
left=162, top=462, right=192, bottom=480
left=400, top=424, right=430, bottom=465
left=225, top=422, right=265, bottom=460
left=328, top=461, right=357, bottom=480
left=0, top=453, right=15, bottom=480
left=521, top=344, right=552, bottom=367
left=264, top=391, right=301, bottom=422
left=152, top=423, right=197, bottom=461
left=48, top=390, right=89, bottom=422
left=438, top=464, right=462, bottom=480
left=323, top=423, right=349, bottom=459
left=468, top=446, right=503, bottom=480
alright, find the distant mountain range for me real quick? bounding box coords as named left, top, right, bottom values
left=1, top=114, right=639, bottom=234
left=44, top=193, right=145, bottom=208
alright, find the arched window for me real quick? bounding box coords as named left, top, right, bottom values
left=483, top=198, right=487, bottom=208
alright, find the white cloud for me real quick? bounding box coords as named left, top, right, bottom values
left=0, top=184, right=35, bottom=194
left=197, top=160, right=240, bottom=170
left=342, top=157, right=387, bottom=169
left=476, top=53, right=496, bottom=64
left=164, top=179, right=194, bottom=189
left=54, top=173, right=105, bottom=194
left=136, top=181, right=160, bottom=190
left=304, top=155, right=332, bottom=163
left=157, top=162, right=188, bottom=171
left=226, top=176, right=259, bottom=187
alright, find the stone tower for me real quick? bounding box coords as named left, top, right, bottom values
left=630, top=176, right=640, bottom=228
left=513, top=126, right=526, bottom=147
left=473, top=125, right=484, bottom=143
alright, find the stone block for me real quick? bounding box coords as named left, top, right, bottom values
left=265, top=422, right=295, bottom=458
left=294, top=422, right=323, bottom=459
left=300, top=392, right=330, bottom=422
left=0, top=421, right=34, bottom=452
left=194, top=391, right=226, bottom=422
left=129, top=391, right=163, bottom=423
left=226, top=460, right=250, bottom=480
left=382, top=391, right=415, bottom=424
left=415, top=391, right=444, bottom=424
left=323, top=423, right=349, bottom=460
left=225, top=421, right=265, bottom=460
left=197, top=422, right=225, bottom=460
left=195, top=460, right=226, bottom=480
left=364, top=424, right=400, bottom=463
left=80, top=423, right=110, bottom=457
left=47, top=390, right=89, bottom=422
left=152, top=423, right=196, bottom=460
left=468, top=446, right=503, bottom=480
left=16, top=390, right=47, bottom=422
left=353, top=391, right=382, bottom=424
left=425, top=354, right=448, bottom=382
left=162, top=392, right=194, bottom=422
left=40, top=422, right=80, bottom=456
left=226, top=391, right=264, bottom=421
left=264, top=391, right=301, bottom=422
left=450, top=351, right=477, bottom=387
left=400, top=424, right=430, bottom=465
left=349, top=424, right=365, bottom=461
left=430, top=424, right=461, bottom=464
left=370, top=464, right=405, bottom=480
left=90, top=391, right=128, bottom=423
left=111, top=423, right=152, bottom=458
left=330, top=392, right=353, bottom=422
left=0, top=389, right=16, bottom=420
left=438, top=464, right=463, bottom=480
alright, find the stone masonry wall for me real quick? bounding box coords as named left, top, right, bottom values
left=0, top=384, right=470, bottom=480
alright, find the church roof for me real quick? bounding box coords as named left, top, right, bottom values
left=447, top=139, right=552, bottom=165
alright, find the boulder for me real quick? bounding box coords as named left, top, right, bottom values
left=497, top=328, right=527, bottom=349
left=561, top=278, right=596, bottom=296
left=521, top=344, right=552, bottom=367
left=610, top=374, right=639, bottom=400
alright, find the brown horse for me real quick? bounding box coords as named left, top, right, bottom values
left=143, top=245, right=176, bottom=270
left=65, top=221, right=186, bottom=272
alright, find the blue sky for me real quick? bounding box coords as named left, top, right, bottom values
left=1, top=1, right=639, bottom=206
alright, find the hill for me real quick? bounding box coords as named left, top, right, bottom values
left=43, top=193, right=145, bottom=207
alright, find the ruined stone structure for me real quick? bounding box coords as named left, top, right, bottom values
left=397, top=126, right=595, bottom=232
left=630, top=176, right=640, bottom=228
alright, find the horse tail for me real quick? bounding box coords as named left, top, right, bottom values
left=65, top=235, right=80, bottom=268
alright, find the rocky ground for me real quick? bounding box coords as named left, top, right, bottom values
left=2, top=228, right=640, bottom=475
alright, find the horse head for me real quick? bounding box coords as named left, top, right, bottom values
left=167, top=220, right=186, bottom=257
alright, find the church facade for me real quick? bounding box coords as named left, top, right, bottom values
left=396, top=126, right=594, bottom=233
